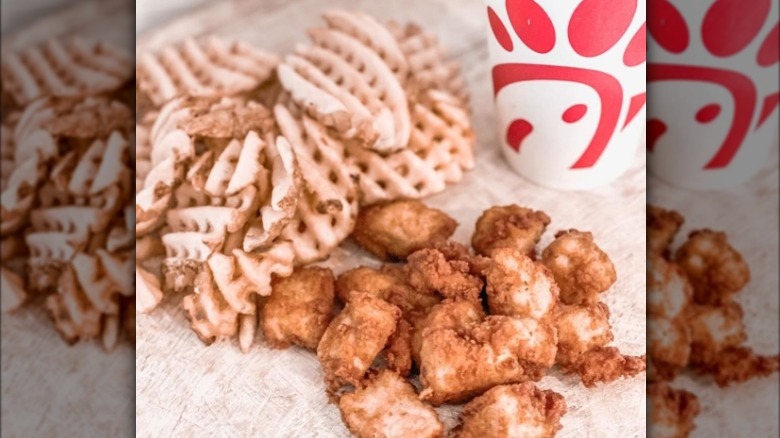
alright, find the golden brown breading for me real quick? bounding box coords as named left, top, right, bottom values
left=694, top=346, right=779, bottom=387
left=385, top=318, right=414, bottom=377
left=317, top=292, right=401, bottom=390
left=419, top=315, right=557, bottom=405
left=485, top=248, right=559, bottom=320
left=411, top=300, right=486, bottom=364
left=562, top=346, right=646, bottom=388
left=428, top=240, right=493, bottom=276
left=352, top=200, right=457, bottom=261
left=335, top=265, right=440, bottom=324
left=648, top=316, right=691, bottom=382
left=553, top=303, right=613, bottom=365
left=338, top=370, right=445, bottom=438
left=453, top=383, right=566, bottom=438
left=674, top=229, right=750, bottom=305
left=471, top=205, right=551, bottom=258
left=541, top=229, right=616, bottom=305
left=687, top=302, right=747, bottom=366
left=648, top=256, right=694, bottom=320
left=648, top=382, right=700, bottom=438
left=405, top=247, right=483, bottom=305
left=647, top=255, right=695, bottom=381
left=336, top=266, right=400, bottom=303
left=647, top=205, right=684, bottom=259
left=261, top=267, right=336, bottom=350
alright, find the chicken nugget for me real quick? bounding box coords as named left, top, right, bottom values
left=336, top=266, right=400, bottom=303
left=336, top=266, right=440, bottom=324
left=412, top=299, right=486, bottom=364
left=428, top=240, right=493, bottom=276
left=471, top=205, right=551, bottom=258
left=486, top=248, right=559, bottom=320
left=317, top=292, right=401, bottom=390
left=352, top=200, right=457, bottom=261
left=338, top=370, right=445, bottom=438
left=563, top=346, right=646, bottom=388
left=541, top=229, right=616, bottom=305
left=695, top=346, right=779, bottom=387
left=648, top=256, right=693, bottom=320
left=553, top=303, right=613, bottom=365
left=687, top=302, right=747, bottom=366
left=648, top=316, right=691, bottom=382
left=405, top=247, right=483, bottom=305
left=674, top=229, right=750, bottom=305
left=261, top=267, right=336, bottom=350
left=452, top=383, right=566, bottom=438
left=419, top=315, right=557, bottom=405
left=647, top=205, right=684, bottom=259
left=648, top=382, right=700, bottom=438
left=385, top=318, right=414, bottom=377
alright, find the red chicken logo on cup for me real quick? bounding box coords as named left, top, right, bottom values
left=647, top=0, right=779, bottom=188
left=487, top=0, right=646, bottom=178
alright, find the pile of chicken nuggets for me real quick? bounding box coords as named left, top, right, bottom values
left=263, top=200, right=645, bottom=437
left=647, top=205, right=779, bottom=437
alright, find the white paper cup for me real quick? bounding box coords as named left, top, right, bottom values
left=647, top=0, right=779, bottom=190
left=483, top=0, right=647, bottom=190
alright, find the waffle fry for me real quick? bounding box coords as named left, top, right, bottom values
left=388, top=22, right=469, bottom=104
left=274, top=105, right=358, bottom=264
left=157, top=100, right=298, bottom=291
left=132, top=12, right=476, bottom=354
left=1, top=37, right=132, bottom=106
left=137, top=36, right=279, bottom=107
left=136, top=265, right=164, bottom=314
left=141, top=98, right=301, bottom=348
left=0, top=116, right=17, bottom=191
left=182, top=240, right=295, bottom=352
left=1, top=99, right=60, bottom=236
left=345, top=90, right=474, bottom=205
left=45, top=248, right=134, bottom=351
left=136, top=98, right=197, bottom=236
left=322, top=11, right=409, bottom=82
left=278, top=11, right=411, bottom=153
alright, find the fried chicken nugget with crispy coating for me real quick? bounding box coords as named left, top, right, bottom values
left=452, top=383, right=566, bottom=438
left=419, top=315, right=557, bottom=405
left=674, top=229, right=750, bottom=305
left=261, top=267, right=336, bottom=350
left=317, top=292, right=401, bottom=390
left=541, top=229, right=616, bottom=306
left=648, top=382, right=700, bottom=438
left=647, top=256, right=695, bottom=381
left=563, top=346, right=646, bottom=388
left=338, top=370, right=445, bottom=438
left=385, top=318, right=414, bottom=377
left=695, top=346, right=779, bottom=387
left=647, top=205, right=684, bottom=259
left=405, top=247, right=484, bottom=305
left=337, top=266, right=439, bottom=375
left=687, top=302, right=747, bottom=367
left=485, top=248, right=559, bottom=320
left=472, top=205, right=551, bottom=258
left=336, top=265, right=440, bottom=324
left=352, top=200, right=457, bottom=261
left=553, top=303, right=645, bottom=386
left=411, top=299, right=485, bottom=364
left=648, top=316, right=691, bottom=382
left=553, top=303, right=613, bottom=365
left=648, top=256, right=694, bottom=320
left=336, top=266, right=401, bottom=303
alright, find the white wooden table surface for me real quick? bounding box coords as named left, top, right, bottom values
left=136, top=1, right=646, bottom=437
